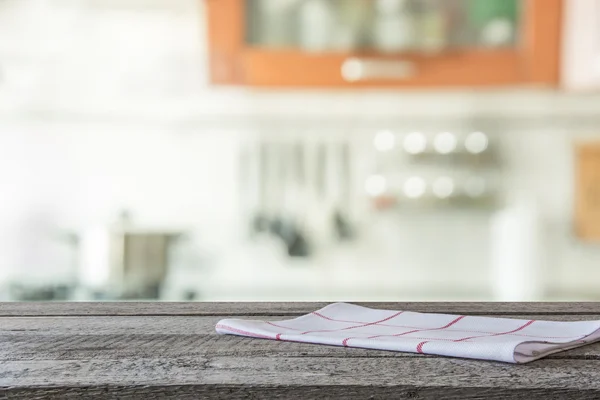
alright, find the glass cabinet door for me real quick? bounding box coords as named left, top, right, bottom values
left=246, top=0, right=520, bottom=53
left=206, top=0, right=560, bottom=87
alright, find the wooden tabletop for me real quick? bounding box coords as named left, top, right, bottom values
left=1, top=302, right=599, bottom=399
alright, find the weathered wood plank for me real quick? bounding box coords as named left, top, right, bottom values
left=2, top=314, right=598, bottom=336
left=0, top=316, right=227, bottom=335
left=1, top=357, right=599, bottom=396
left=2, top=385, right=600, bottom=400
left=1, top=302, right=599, bottom=317
left=2, top=334, right=599, bottom=361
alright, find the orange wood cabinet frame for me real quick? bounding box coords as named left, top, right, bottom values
left=205, top=0, right=562, bottom=88
left=575, top=143, right=600, bottom=242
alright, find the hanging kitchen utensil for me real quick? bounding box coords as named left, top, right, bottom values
left=309, top=140, right=335, bottom=249
left=252, top=140, right=270, bottom=234
left=267, top=141, right=285, bottom=239
left=239, top=141, right=253, bottom=235
left=272, top=141, right=310, bottom=258
left=287, top=140, right=311, bottom=257
left=316, top=140, right=328, bottom=200
left=333, top=140, right=355, bottom=240
left=255, top=140, right=288, bottom=258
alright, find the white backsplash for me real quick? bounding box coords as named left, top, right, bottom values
left=2, top=104, right=600, bottom=300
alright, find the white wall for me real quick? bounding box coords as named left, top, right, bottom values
left=0, top=121, right=240, bottom=284
left=3, top=114, right=600, bottom=299
left=2, top=0, right=600, bottom=298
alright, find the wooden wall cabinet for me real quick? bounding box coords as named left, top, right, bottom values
left=205, top=0, right=562, bottom=88
left=575, top=143, right=600, bottom=242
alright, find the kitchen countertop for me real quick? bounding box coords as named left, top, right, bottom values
left=1, top=302, right=600, bottom=399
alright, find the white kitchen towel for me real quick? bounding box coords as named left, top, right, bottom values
left=216, top=302, right=600, bottom=363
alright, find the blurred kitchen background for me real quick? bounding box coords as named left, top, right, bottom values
left=1, top=0, right=600, bottom=302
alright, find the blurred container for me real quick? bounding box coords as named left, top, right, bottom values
left=9, top=283, right=72, bottom=301
left=299, top=0, right=335, bottom=51
left=77, top=214, right=183, bottom=299
left=490, top=196, right=543, bottom=301
left=415, top=0, right=447, bottom=52
left=249, top=0, right=299, bottom=47
left=373, top=0, right=415, bottom=52
left=399, top=131, right=497, bottom=166
left=467, top=0, right=518, bottom=47
left=335, top=0, right=371, bottom=50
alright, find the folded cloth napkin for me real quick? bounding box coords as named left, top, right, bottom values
left=216, top=302, right=600, bottom=363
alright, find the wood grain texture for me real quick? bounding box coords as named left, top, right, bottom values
left=1, top=314, right=597, bottom=335
left=575, top=143, right=600, bottom=242
left=2, top=302, right=599, bottom=317
left=241, top=49, right=526, bottom=88
left=2, top=357, right=600, bottom=398
left=2, top=334, right=599, bottom=362
left=1, top=302, right=599, bottom=399
left=3, top=386, right=600, bottom=400
left=524, top=0, right=563, bottom=85
left=205, top=0, right=244, bottom=84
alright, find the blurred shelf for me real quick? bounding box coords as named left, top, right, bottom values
left=372, top=194, right=499, bottom=212
left=4, top=90, right=600, bottom=130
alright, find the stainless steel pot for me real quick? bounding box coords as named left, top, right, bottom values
left=77, top=227, right=182, bottom=299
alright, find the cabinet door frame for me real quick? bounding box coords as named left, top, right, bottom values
left=206, top=0, right=562, bottom=87
left=561, top=0, right=600, bottom=91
